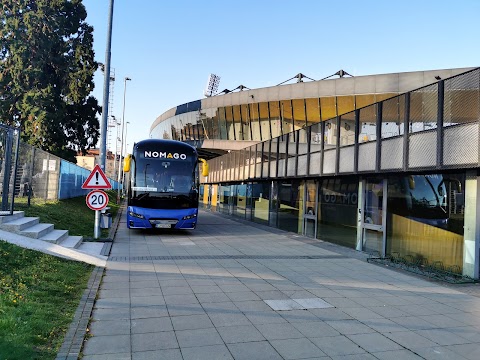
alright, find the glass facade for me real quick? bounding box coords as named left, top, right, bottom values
left=151, top=94, right=401, bottom=143
left=386, top=173, right=465, bottom=269
left=171, top=68, right=478, bottom=275
left=317, top=178, right=359, bottom=248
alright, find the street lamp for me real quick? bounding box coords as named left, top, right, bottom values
left=117, top=77, right=131, bottom=202
left=120, top=122, right=130, bottom=196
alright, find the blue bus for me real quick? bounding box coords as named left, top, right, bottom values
left=123, top=139, right=207, bottom=229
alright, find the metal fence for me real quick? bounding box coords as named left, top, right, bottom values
left=15, top=142, right=120, bottom=202
left=205, top=68, right=480, bottom=183
left=0, top=135, right=120, bottom=216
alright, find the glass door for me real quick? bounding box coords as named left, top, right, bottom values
left=361, top=178, right=387, bottom=256
left=303, top=180, right=317, bottom=238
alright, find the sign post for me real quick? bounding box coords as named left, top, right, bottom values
left=82, top=165, right=112, bottom=239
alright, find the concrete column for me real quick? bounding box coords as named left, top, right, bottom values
left=463, top=170, right=480, bottom=279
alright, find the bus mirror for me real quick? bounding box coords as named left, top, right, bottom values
left=123, top=154, right=131, bottom=173
left=199, top=158, right=209, bottom=177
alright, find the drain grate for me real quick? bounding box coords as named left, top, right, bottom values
left=108, top=254, right=347, bottom=262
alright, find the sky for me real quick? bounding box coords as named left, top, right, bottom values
left=82, top=0, right=480, bottom=154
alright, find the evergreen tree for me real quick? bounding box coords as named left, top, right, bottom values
left=0, top=0, right=100, bottom=162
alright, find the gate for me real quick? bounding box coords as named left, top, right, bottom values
left=0, top=124, right=21, bottom=216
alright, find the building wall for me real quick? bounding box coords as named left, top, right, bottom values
left=150, top=67, right=474, bottom=148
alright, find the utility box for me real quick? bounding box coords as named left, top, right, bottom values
left=100, top=212, right=112, bottom=229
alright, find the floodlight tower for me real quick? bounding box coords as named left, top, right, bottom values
left=203, top=74, right=221, bottom=97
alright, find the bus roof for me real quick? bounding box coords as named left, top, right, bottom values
left=134, top=139, right=197, bottom=154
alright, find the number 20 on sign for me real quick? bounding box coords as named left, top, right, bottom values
left=86, top=190, right=109, bottom=211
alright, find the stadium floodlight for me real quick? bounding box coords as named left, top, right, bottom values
left=204, top=74, right=221, bottom=97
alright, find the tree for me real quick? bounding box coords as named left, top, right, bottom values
left=0, top=0, right=100, bottom=162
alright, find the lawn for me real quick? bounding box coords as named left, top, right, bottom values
left=0, top=241, right=93, bottom=359
left=0, top=190, right=121, bottom=359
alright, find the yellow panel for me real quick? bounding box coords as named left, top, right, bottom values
left=211, top=185, right=218, bottom=206
left=305, top=98, right=320, bottom=123
left=336, top=96, right=355, bottom=116
left=233, top=105, right=241, bottom=121
left=225, top=106, right=233, bottom=121
left=355, top=94, right=375, bottom=109
left=259, top=102, right=268, bottom=119
left=292, top=99, right=305, bottom=121
left=202, top=185, right=209, bottom=204
left=389, top=214, right=463, bottom=269
left=375, top=93, right=397, bottom=102
left=320, top=96, right=336, bottom=121
left=446, top=89, right=480, bottom=123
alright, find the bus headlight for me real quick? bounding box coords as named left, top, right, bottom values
left=182, top=214, right=197, bottom=220
left=129, top=211, right=145, bottom=219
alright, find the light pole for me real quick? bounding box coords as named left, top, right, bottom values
left=121, top=122, right=130, bottom=196
left=95, top=0, right=114, bottom=240
left=117, top=77, right=131, bottom=202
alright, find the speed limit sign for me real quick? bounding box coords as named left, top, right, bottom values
left=86, top=190, right=109, bottom=211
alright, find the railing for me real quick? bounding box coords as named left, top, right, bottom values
left=205, top=68, right=480, bottom=183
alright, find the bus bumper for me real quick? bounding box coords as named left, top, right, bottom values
left=127, top=207, right=197, bottom=230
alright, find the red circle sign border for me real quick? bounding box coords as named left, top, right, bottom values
left=86, top=190, right=109, bottom=211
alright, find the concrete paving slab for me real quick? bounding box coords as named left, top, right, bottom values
left=76, top=209, right=480, bottom=359
left=227, top=341, right=283, bottom=360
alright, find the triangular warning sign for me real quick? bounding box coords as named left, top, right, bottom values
left=81, top=164, right=112, bottom=189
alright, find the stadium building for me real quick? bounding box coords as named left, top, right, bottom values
left=150, top=67, right=480, bottom=279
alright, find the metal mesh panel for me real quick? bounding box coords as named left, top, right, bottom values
left=358, top=105, right=376, bottom=142
left=381, top=137, right=403, bottom=170
left=224, top=156, right=231, bottom=181
left=263, top=161, right=270, bottom=178
left=358, top=142, right=376, bottom=171
left=31, top=149, right=55, bottom=200
left=212, top=158, right=218, bottom=182
left=443, top=123, right=479, bottom=166
left=238, top=150, right=245, bottom=181
left=15, top=142, right=34, bottom=201
left=309, top=151, right=321, bottom=175
left=382, top=95, right=405, bottom=138
left=255, top=148, right=262, bottom=178
left=408, top=131, right=437, bottom=168
left=444, top=69, right=480, bottom=127
left=232, top=152, right=238, bottom=180
left=409, top=83, right=438, bottom=133
left=339, top=146, right=354, bottom=173
left=270, top=160, right=276, bottom=178
left=297, top=154, right=307, bottom=176
left=340, top=112, right=356, bottom=146
left=286, top=157, right=295, bottom=176
left=323, top=149, right=336, bottom=174
left=277, top=159, right=286, bottom=177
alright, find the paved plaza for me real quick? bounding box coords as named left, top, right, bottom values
left=81, top=210, right=480, bottom=360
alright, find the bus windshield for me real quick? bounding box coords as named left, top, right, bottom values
left=133, top=158, right=195, bottom=194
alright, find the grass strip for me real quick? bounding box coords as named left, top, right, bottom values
left=14, top=190, right=120, bottom=238
left=0, top=241, right=93, bottom=360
